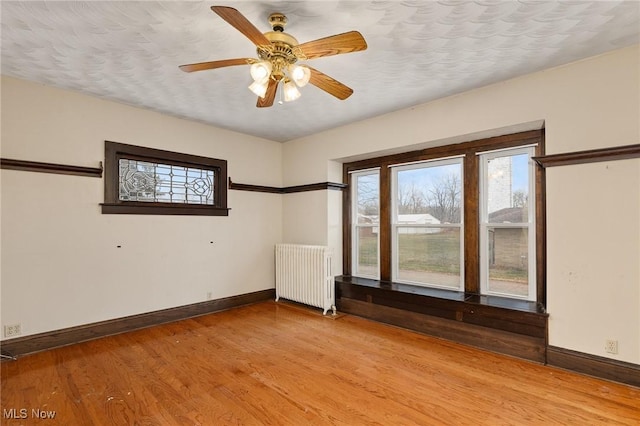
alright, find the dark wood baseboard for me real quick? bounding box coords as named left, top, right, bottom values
left=336, top=276, right=548, bottom=363
left=339, top=298, right=546, bottom=362
left=547, top=346, right=640, bottom=388
left=0, top=289, right=275, bottom=359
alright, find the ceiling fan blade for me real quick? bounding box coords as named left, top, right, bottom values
left=307, top=66, right=353, bottom=100
left=211, top=6, right=271, bottom=47
left=179, top=58, right=252, bottom=73
left=257, top=78, right=279, bottom=108
left=296, top=31, right=367, bottom=60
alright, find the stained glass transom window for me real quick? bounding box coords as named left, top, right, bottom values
left=103, top=141, right=228, bottom=216
left=119, top=159, right=214, bottom=205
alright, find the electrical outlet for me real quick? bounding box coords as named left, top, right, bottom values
left=605, top=339, right=618, bottom=354
left=4, top=324, right=22, bottom=338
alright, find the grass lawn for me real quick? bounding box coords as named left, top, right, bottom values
left=358, top=232, right=526, bottom=282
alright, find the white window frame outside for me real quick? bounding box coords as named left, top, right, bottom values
left=479, top=146, right=536, bottom=301
left=390, top=157, right=465, bottom=291
left=351, top=168, right=380, bottom=279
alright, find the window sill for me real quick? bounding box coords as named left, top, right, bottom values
left=337, top=275, right=543, bottom=314
left=341, top=275, right=467, bottom=302
left=336, top=275, right=546, bottom=315
left=101, top=203, right=230, bottom=216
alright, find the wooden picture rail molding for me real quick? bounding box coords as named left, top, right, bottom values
left=0, top=158, right=103, bottom=178
left=228, top=177, right=347, bottom=194
left=532, top=144, right=640, bottom=168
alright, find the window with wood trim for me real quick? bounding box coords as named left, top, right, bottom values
left=351, top=169, right=380, bottom=279
left=391, top=157, right=465, bottom=291
left=343, top=130, right=545, bottom=303
left=102, top=141, right=228, bottom=216
left=479, top=146, right=537, bottom=300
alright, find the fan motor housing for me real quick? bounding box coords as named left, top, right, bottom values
left=263, top=31, right=298, bottom=48
left=257, top=12, right=301, bottom=68
left=259, top=31, right=300, bottom=69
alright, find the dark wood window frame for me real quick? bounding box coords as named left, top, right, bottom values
left=102, top=141, right=229, bottom=216
left=343, top=129, right=546, bottom=307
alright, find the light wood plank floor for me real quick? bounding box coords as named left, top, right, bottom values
left=2, top=301, right=639, bottom=425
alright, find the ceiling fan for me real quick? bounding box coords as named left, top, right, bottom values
left=179, top=6, right=367, bottom=108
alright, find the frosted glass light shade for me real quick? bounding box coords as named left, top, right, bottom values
left=248, top=80, right=269, bottom=98
left=290, top=65, right=311, bottom=87
left=283, top=80, right=301, bottom=102
left=250, top=61, right=272, bottom=82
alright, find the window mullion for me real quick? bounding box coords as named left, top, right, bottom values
left=464, top=152, right=479, bottom=294
left=379, top=165, right=392, bottom=281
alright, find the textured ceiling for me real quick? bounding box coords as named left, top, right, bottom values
left=2, top=1, right=639, bottom=142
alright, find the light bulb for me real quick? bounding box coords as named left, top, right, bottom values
left=248, top=80, right=269, bottom=98
left=250, top=61, right=272, bottom=83
left=283, top=80, right=301, bottom=102
left=290, top=64, right=311, bottom=87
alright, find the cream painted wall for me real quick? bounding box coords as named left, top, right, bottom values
left=546, top=161, right=639, bottom=359
left=282, top=191, right=327, bottom=244
left=282, top=45, right=640, bottom=363
left=1, top=76, right=283, bottom=338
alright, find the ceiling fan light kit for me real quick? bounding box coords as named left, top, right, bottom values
left=179, top=5, right=367, bottom=108
left=283, top=79, right=301, bottom=102
left=290, top=64, right=311, bottom=87
left=249, top=61, right=272, bottom=83
left=248, top=79, right=269, bottom=98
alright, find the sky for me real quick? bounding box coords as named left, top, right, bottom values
left=397, top=154, right=530, bottom=194
left=511, top=154, right=529, bottom=192
left=356, top=153, right=531, bottom=207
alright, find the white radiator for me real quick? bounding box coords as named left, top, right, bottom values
left=275, top=244, right=335, bottom=315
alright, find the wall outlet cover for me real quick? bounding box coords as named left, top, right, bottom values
left=4, top=324, right=22, bottom=338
